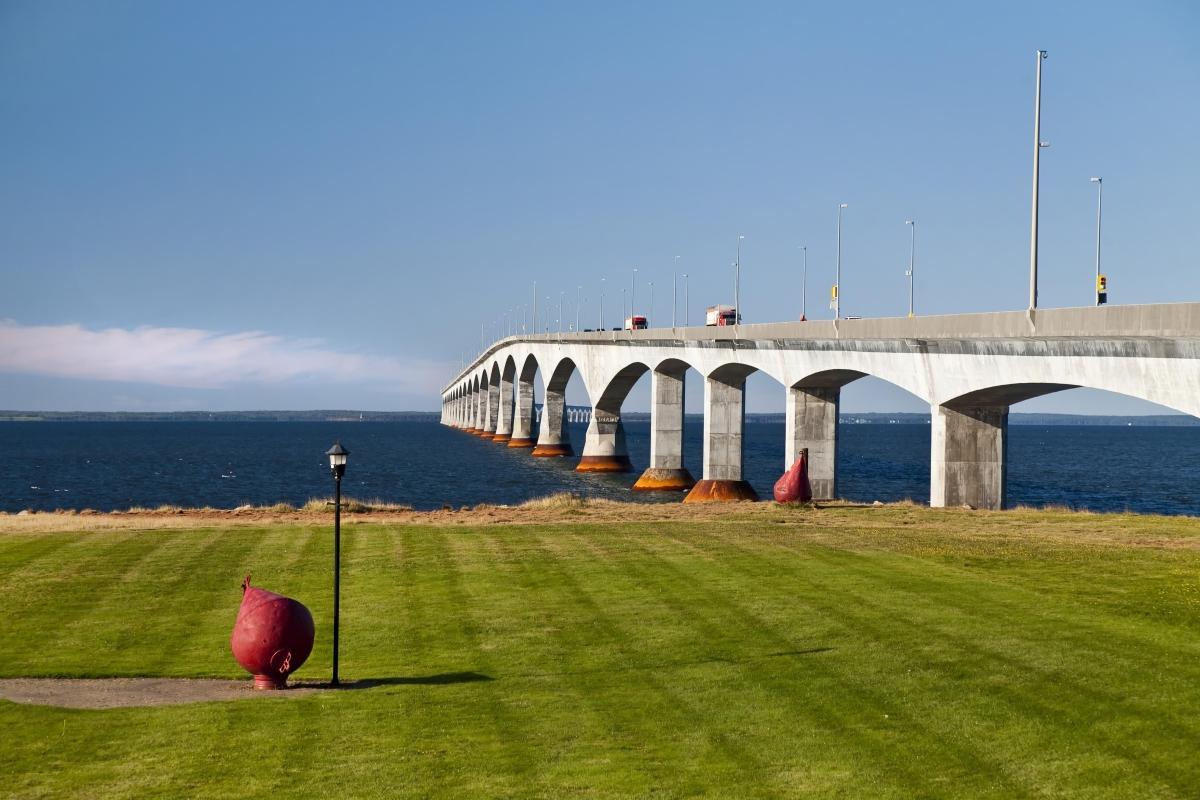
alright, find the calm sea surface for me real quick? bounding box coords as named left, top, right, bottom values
left=2, top=421, right=1198, bottom=515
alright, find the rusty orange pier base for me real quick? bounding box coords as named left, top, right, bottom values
left=682, top=479, right=760, bottom=503
left=531, top=442, right=574, bottom=457
left=632, top=468, right=696, bottom=491
left=491, top=433, right=511, bottom=444
left=576, top=455, right=633, bottom=473
left=507, top=437, right=537, bottom=448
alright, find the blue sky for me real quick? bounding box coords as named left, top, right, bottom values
left=2, top=1, right=1198, bottom=413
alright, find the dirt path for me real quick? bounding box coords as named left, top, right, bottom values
left=0, top=677, right=335, bottom=709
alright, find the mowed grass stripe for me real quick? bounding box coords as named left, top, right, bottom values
left=2, top=531, right=175, bottom=675
left=2, top=515, right=1199, bottom=799
left=663, top=525, right=1198, bottom=796
left=523, top=526, right=777, bottom=797
left=638, top=526, right=1077, bottom=795
left=670, top=528, right=1153, bottom=790
left=576, top=527, right=1004, bottom=799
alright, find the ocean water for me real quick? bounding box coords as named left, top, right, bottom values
left=2, top=421, right=1198, bottom=516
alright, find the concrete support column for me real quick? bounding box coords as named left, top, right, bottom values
left=577, top=411, right=631, bottom=472
left=930, top=403, right=1008, bottom=510
left=508, top=377, right=537, bottom=448
left=483, top=380, right=500, bottom=438
left=633, top=368, right=695, bottom=490
left=684, top=371, right=759, bottom=502
left=493, top=372, right=514, bottom=443
left=532, top=386, right=572, bottom=456
left=472, top=391, right=483, bottom=433
left=786, top=386, right=839, bottom=500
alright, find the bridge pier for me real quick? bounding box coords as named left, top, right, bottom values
left=634, top=364, right=694, bottom=490
left=481, top=377, right=500, bottom=439
left=532, top=386, right=573, bottom=457
left=576, top=411, right=632, bottom=472
left=466, top=389, right=479, bottom=433
left=493, top=369, right=514, bottom=443
left=786, top=386, right=840, bottom=500
left=508, top=374, right=537, bottom=448
left=684, top=367, right=759, bottom=502
left=930, top=403, right=1007, bottom=510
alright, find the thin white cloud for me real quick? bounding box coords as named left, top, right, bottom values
left=0, top=320, right=450, bottom=393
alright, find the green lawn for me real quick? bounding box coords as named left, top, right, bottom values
left=1, top=506, right=1199, bottom=798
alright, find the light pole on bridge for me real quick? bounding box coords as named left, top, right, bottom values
left=600, top=277, right=605, bottom=330
left=905, top=220, right=916, bottom=318
left=673, top=256, right=680, bottom=328
left=682, top=273, right=689, bottom=326
left=576, top=285, right=582, bottom=332
left=632, top=267, right=638, bottom=322
left=1091, top=176, right=1104, bottom=306
left=799, top=246, right=807, bottom=321
left=835, top=204, right=847, bottom=320
left=649, top=281, right=654, bottom=328
left=734, top=234, right=744, bottom=325
left=1029, top=49, right=1049, bottom=310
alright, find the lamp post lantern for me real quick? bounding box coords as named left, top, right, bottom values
left=325, top=441, right=349, bottom=686
left=905, top=220, right=916, bottom=317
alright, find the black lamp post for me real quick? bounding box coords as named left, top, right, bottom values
left=326, top=441, right=349, bottom=685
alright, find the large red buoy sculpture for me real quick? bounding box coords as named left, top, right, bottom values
left=230, top=575, right=315, bottom=690
left=773, top=448, right=813, bottom=504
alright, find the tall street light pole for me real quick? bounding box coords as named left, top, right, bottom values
left=600, top=277, right=605, bottom=330
left=1029, top=49, right=1049, bottom=310
left=905, top=220, right=916, bottom=317
left=632, top=267, right=638, bottom=321
left=649, top=281, right=654, bottom=328
left=558, top=291, right=563, bottom=335
left=799, top=246, right=808, bottom=321
left=576, top=285, right=582, bottom=332
left=1091, top=176, right=1103, bottom=305
left=835, top=204, right=847, bottom=320
left=682, top=273, right=689, bottom=326
left=672, top=256, right=680, bottom=328
left=735, top=234, right=744, bottom=324
left=325, top=442, right=349, bottom=686
left=532, top=281, right=537, bottom=338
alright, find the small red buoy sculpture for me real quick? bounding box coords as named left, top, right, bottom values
left=773, top=448, right=813, bottom=504
left=230, top=575, right=315, bottom=690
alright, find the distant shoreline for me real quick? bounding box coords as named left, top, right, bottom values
left=1, top=410, right=1197, bottom=426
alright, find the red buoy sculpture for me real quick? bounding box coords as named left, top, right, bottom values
left=773, top=448, right=813, bottom=504
left=230, top=575, right=315, bottom=690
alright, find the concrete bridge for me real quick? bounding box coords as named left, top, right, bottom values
left=440, top=303, right=1200, bottom=508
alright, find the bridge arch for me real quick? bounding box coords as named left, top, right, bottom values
left=531, top=357, right=579, bottom=457
left=932, top=379, right=1198, bottom=511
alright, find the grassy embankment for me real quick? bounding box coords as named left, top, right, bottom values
left=1, top=499, right=1199, bottom=798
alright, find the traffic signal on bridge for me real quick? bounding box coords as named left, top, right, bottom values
left=1097, top=274, right=1108, bottom=306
